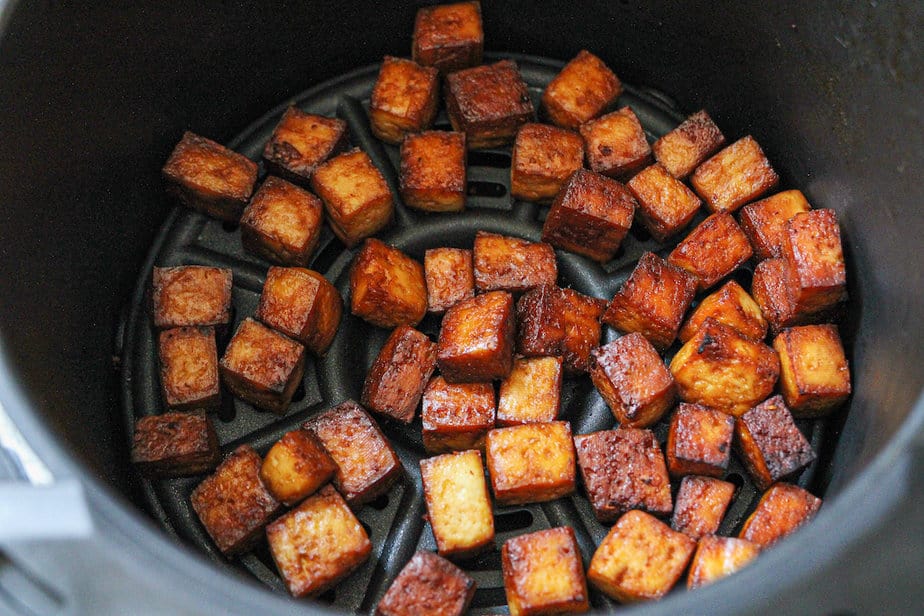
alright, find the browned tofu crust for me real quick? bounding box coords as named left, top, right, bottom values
left=437, top=290, right=515, bottom=382
left=262, top=107, right=348, bottom=186
left=497, top=356, right=563, bottom=426
left=362, top=325, right=437, bottom=424
left=424, top=247, right=475, bottom=313
left=691, top=135, right=779, bottom=214
left=240, top=176, right=324, bottom=266
left=131, top=410, right=220, bottom=478
left=376, top=551, right=476, bottom=616
left=671, top=476, right=736, bottom=540
left=751, top=258, right=801, bottom=335
left=774, top=324, right=851, bottom=417
left=687, top=535, right=760, bottom=589
left=510, top=123, right=585, bottom=203
left=412, top=1, right=484, bottom=73
left=666, top=403, right=735, bottom=479
left=255, top=267, right=343, bottom=356
left=738, top=189, right=812, bottom=261
left=350, top=238, right=427, bottom=328
left=486, top=422, right=576, bottom=506
left=580, top=107, right=652, bottom=180
left=541, top=49, right=622, bottom=129
left=668, top=212, right=753, bottom=291
left=781, top=209, right=847, bottom=317
left=735, top=395, right=816, bottom=491
left=259, top=428, right=338, bottom=506
left=473, top=231, right=558, bottom=293
left=679, top=280, right=768, bottom=343
left=152, top=266, right=232, bottom=329
left=158, top=326, right=220, bottom=411
left=400, top=131, right=467, bottom=213
left=627, top=163, right=703, bottom=242
left=421, top=375, right=496, bottom=453
left=652, top=110, right=726, bottom=180
left=370, top=56, right=440, bottom=144
left=739, top=482, right=822, bottom=548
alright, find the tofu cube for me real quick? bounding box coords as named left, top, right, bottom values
left=131, top=410, right=220, bottom=478
left=668, top=212, right=753, bottom=291
left=473, top=231, right=558, bottom=293
left=690, top=135, right=779, bottom=214
left=665, top=403, right=735, bottom=478
left=510, top=123, right=585, bottom=203
left=580, top=107, right=652, bottom=180
left=437, top=290, right=515, bottom=382
left=627, top=163, right=703, bottom=242
left=573, top=428, right=672, bottom=522
left=739, top=482, right=822, bottom=549
left=738, top=189, right=812, bottom=261
left=350, top=238, right=427, bottom=328
left=541, top=49, right=622, bottom=129
left=266, top=485, right=371, bottom=598
left=671, top=476, right=736, bottom=540
left=255, top=267, right=343, bottom=356
left=259, top=428, right=338, bottom=506
left=735, top=395, right=816, bottom=491
left=588, top=510, right=696, bottom=603
left=158, top=326, right=220, bottom=411
left=304, top=400, right=402, bottom=506
left=362, top=325, right=437, bottom=424
left=651, top=110, right=726, bottom=180
left=497, top=356, right=562, bottom=426
left=751, top=258, right=801, bottom=335
left=556, top=288, right=608, bottom=373
left=421, top=375, right=495, bottom=454
left=311, top=149, right=394, bottom=247
left=424, top=247, right=474, bottom=313
left=687, top=536, right=760, bottom=589
left=541, top=168, right=636, bottom=263
left=781, top=209, right=847, bottom=317
left=412, top=1, right=483, bottom=73
left=376, top=551, right=476, bottom=616
left=501, top=527, right=590, bottom=616
left=263, top=107, right=349, bottom=187
left=485, top=421, right=576, bottom=506
left=219, top=318, right=305, bottom=414
left=679, top=280, right=768, bottom=344
left=152, top=266, right=232, bottom=330
left=420, top=450, right=495, bottom=558
left=370, top=56, right=439, bottom=144
left=162, top=131, right=258, bottom=221
left=602, top=251, right=697, bottom=350
left=669, top=318, right=780, bottom=416
left=240, top=176, right=324, bottom=266
left=190, top=445, right=282, bottom=555
left=589, top=333, right=676, bottom=428
left=400, top=131, right=467, bottom=213
left=444, top=60, right=535, bottom=149
left=774, top=324, right=851, bottom=417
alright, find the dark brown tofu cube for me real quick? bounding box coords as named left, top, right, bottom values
left=739, top=483, right=822, bottom=549
left=240, top=176, right=324, bottom=266
left=400, top=131, right=467, bottom=213
left=738, top=189, right=812, bottom=261
left=262, top=107, right=348, bottom=187
left=690, top=135, right=779, bottom=214
left=774, top=324, right=851, bottom=417
left=131, top=410, right=220, bottom=478
left=627, top=163, right=702, bottom=242
left=541, top=49, right=622, bottom=129
left=679, top=280, right=768, bottom=344
left=350, top=238, right=427, bottom=328
left=421, top=375, right=495, bottom=454
left=735, top=395, right=816, bottom=491
left=510, top=123, right=585, bottom=203
left=255, top=267, right=343, bottom=356
left=370, top=56, right=439, bottom=144
left=158, top=326, right=220, bottom=411
left=473, top=231, right=558, bottom=293
left=437, top=290, right=515, bottom=382
left=671, top=476, right=736, bottom=540
left=580, top=107, right=652, bottom=180
left=362, top=325, right=437, bottom=424
left=668, top=212, right=753, bottom=291
left=412, top=1, right=483, bottom=73
left=781, top=209, right=847, bottom=317
left=424, top=247, right=474, bottom=313
left=687, top=536, right=760, bottom=589
left=259, top=429, right=337, bottom=506
left=497, top=356, right=562, bottom=426
left=485, top=421, right=576, bottom=506
left=666, top=403, right=735, bottom=479
left=652, top=110, right=726, bottom=180
left=751, top=258, right=801, bottom=335
left=152, top=266, right=232, bottom=330
left=502, top=527, right=590, bottom=616
left=376, top=551, right=476, bottom=616
left=556, top=288, right=608, bottom=374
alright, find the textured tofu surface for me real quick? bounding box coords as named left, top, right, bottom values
left=240, top=176, right=324, bottom=266
left=131, top=410, right=220, bottom=478
left=627, top=162, right=703, bottom=242
left=510, top=123, right=585, bottom=203
left=781, top=209, right=847, bottom=317
left=774, top=324, right=851, bottom=417
left=370, top=56, right=439, bottom=144
left=652, top=110, right=726, bottom=180
left=400, top=131, right=467, bottom=212
left=497, top=356, right=562, bottom=426
left=473, top=231, right=558, bottom=293
left=362, top=325, right=437, bottom=424
left=256, top=266, right=343, bottom=356
left=502, top=527, right=589, bottom=616
left=739, top=189, right=812, bottom=261
left=424, top=247, right=475, bottom=313
left=541, top=49, right=621, bottom=129
left=679, top=280, right=768, bottom=343
left=687, top=536, right=760, bottom=589
left=421, top=375, right=495, bottom=453
left=580, top=106, right=652, bottom=180
left=152, top=266, right=232, bottom=329
left=671, top=476, right=736, bottom=540
left=437, top=290, right=515, bottom=382
left=259, top=429, right=338, bottom=506
left=739, top=483, right=822, bottom=548
left=668, top=212, right=753, bottom=291
left=485, top=422, right=576, bottom=506
left=751, top=258, right=801, bottom=335
left=350, top=238, right=428, bottom=328
left=376, top=551, right=476, bottom=616
left=735, top=395, right=816, bottom=491
left=262, top=107, right=348, bottom=186
left=666, top=403, right=735, bottom=478
left=690, top=135, right=779, bottom=214
left=158, top=326, right=220, bottom=411
left=412, top=1, right=483, bottom=73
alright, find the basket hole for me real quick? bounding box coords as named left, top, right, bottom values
left=221, top=220, right=239, bottom=233
left=467, top=181, right=507, bottom=198
left=727, top=472, right=745, bottom=490
left=468, top=151, right=511, bottom=168
left=291, top=382, right=307, bottom=403
left=360, top=521, right=373, bottom=537
left=495, top=509, right=534, bottom=533
left=317, top=588, right=336, bottom=604
left=368, top=493, right=389, bottom=510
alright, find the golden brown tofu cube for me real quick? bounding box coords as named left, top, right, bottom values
left=162, top=131, right=258, bottom=221
left=602, top=251, right=697, bottom=350
left=651, top=110, right=726, bottom=180
left=304, top=400, right=402, bottom=506
left=781, top=209, right=847, bottom=317
left=255, top=267, right=343, bottom=356
left=376, top=551, right=476, bottom=616
left=370, top=56, right=439, bottom=144
left=497, top=356, right=562, bottom=426
left=158, top=326, right=220, bottom=411
left=152, top=266, right=232, bottom=330
left=485, top=421, right=576, bottom=506
left=473, top=231, right=557, bottom=293
left=735, top=395, right=816, bottom=491
left=502, top=527, right=590, bottom=616
left=266, top=485, right=371, bottom=598
left=687, top=535, right=760, bottom=589
left=400, top=131, right=467, bottom=213
left=219, top=318, right=305, bottom=414
left=668, top=212, right=753, bottom=291
left=671, top=476, right=736, bottom=540
left=190, top=445, right=282, bottom=555
left=262, top=107, right=348, bottom=187
left=573, top=429, right=672, bottom=522
left=259, top=429, right=338, bottom=506
left=362, top=325, right=437, bottom=424
left=420, top=450, right=495, bottom=558
left=751, top=258, right=801, bottom=335
left=421, top=375, right=495, bottom=454
left=311, top=149, right=394, bottom=247
left=131, top=410, right=220, bottom=478
left=580, top=107, right=652, bottom=181
left=590, top=333, right=676, bottom=428
left=240, top=176, right=324, bottom=266
left=679, top=280, right=768, bottom=344
left=738, top=189, right=812, bottom=261
left=588, top=510, right=696, bottom=603
left=444, top=60, right=535, bottom=149
left=627, top=163, right=703, bottom=243
left=510, top=123, right=585, bottom=203
left=691, top=135, right=779, bottom=214
left=670, top=318, right=780, bottom=416
left=774, top=324, right=851, bottom=417
left=541, top=169, right=636, bottom=263
left=739, top=482, right=822, bottom=549
left=412, top=1, right=483, bottom=73
left=350, top=238, right=427, bottom=328
left=437, top=290, right=515, bottom=382
left=424, top=247, right=474, bottom=313
left=541, top=49, right=622, bottom=130
left=665, top=403, right=735, bottom=479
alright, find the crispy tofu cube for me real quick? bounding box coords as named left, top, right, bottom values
left=190, top=445, right=282, bottom=555
left=774, top=324, right=851, bottom=417
left=738, top=189, right=812, bottom=261
left=362, top=325, right=437, bottom=424
left=158, top=326, right=220, bottom=411
left=131, top=410, right=220, bottom=478
left=255, top=267, right=343, bottom=356
left=420, top=450, right=495, bottom=558
left=437, top=290, right=515, bottom=382
left=376, top=551, right=476, bottom=616
left=497, top=356, right=562, bottom=426
left=266, top=485, right=371, bottom=598
left=400, top=131, right=467, bottom=213
left=473, top=231, right=558, bottom=293
left=735, top=395, right=816, bottom=491
left=556, top=288, right=608, bottom=373
left=588, top=510, right=696, bottom=603
left=541, top=169, right=636, bottom=262
left=240, top=176, right=324, bottom=266
left=502, top=527, right=590, bottom=616
left=444, top=60, right=535, bottom=149
left=739, top=483, right=822, bottom=549
left=665, top=403, right=735, bottom=478
left=668, top=212, right=753, bottom=291
left=671, top=476, right=736, bottom=540
left=651, top=110, right=726, bottom=180
left=670, top=318, right=780, bottom=416
left=311, top=148, right=394, bottom=247
left=751, top=258, right=801, bottom=335
left=412, top=1, right=483, bottom=73
left=690, top=135, right=779, bottom=214
left=573, top=429, right=672, bottom=522
left=219, top=318, right=305, bottom=414
left=152, top=266, right=232, bottom=330
left=580, top=107, right=652, bottom=180
left=162, top=131, right=258, bottom=221
left=781, top=209, right=847, bottom=317
left=679, top=280, right=768, bottom=343
left=510, top=123, right=585, bottom=203
left=627, top=163, right=703, bottom=242
left=370, top=56, right=439, bottom=144
left=424, top=247, right=474, bottom=313
left=421, top=376, right=495, bottom=454
left=262, top=107, right=348, bottom=187
left=259, top=429, right=338, bottom=506
left=602, top=252, right=697, bottom=350
left=350, top=238, right=427, bottom=328
left=687, top=535, right=760, bottom=589
left=590, top=333, right=676, bottom=428
left=304, top=400, right=402, bottom=506
left=485, top=422, right=576, bottom=506
left=541, top=49, right=622, bottom=129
